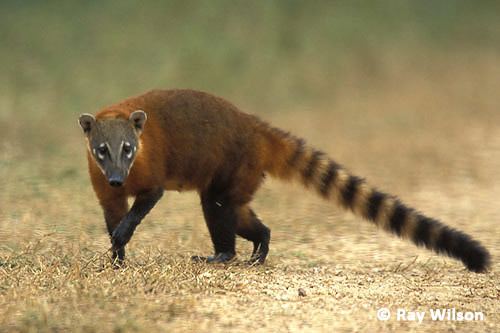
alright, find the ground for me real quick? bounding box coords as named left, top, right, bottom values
left=0, top=57, right=499, bottom=332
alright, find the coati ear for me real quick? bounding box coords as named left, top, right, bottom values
left=129, top=110, right=147, bottom=135
left=78, top=113, right=95, bottom=135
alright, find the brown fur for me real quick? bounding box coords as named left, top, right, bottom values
left=90, top=90, right=263, bottom=199
left=83, top=89, right=491, bottom=272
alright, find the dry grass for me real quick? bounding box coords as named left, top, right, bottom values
left=1, top=3, right=500, bottom=330
left=1, top=55, right=499, bottom=332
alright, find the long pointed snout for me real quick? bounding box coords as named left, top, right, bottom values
left=106, top=168, right=127, bottom=187
left=96, top=138, right=135, bottom=187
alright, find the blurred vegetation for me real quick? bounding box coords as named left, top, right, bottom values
left=1, top=0, right=499, bottom=208
left=1, top=1, right=499, bottom=129
left=0, top=1, right=499, bottom=194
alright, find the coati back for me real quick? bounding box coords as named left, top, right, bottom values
left=78, top=89, right=491, bottom=272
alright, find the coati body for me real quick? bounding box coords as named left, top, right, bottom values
left=78, top=89, right=490, bottom=272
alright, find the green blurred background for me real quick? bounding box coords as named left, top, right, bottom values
left=1, top=1, right=499, bottom=147
left=1, top=0, right=500, bottom=240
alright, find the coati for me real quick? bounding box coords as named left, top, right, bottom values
left=78, top=89, right=490, bottom=272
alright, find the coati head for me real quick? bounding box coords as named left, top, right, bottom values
left=78, top=110, right=147, bottom=187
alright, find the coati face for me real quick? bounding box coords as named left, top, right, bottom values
left=78, top=110, right=147, bottom=187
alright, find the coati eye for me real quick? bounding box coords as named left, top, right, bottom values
left=123, top=143, right=132, bottom=153
left=96, top=145, right=107, bottom=160
left=123, top=142, right=133, bottom=159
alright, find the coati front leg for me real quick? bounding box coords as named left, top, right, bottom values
left=111, top=188, right=164, bottom=254
left=101, top=196, right=129, bottom=263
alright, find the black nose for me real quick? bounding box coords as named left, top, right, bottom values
left=108, top=175, right=124, bottom=187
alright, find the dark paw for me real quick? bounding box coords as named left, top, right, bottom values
left=248, top=253, right=266, bottom=265
left=111, top=258, right=126, bottom=269
left=191, top=252, right=235, bottom=263
left=110, top=248, right=125, bottom=268
left=249, top=238, right=269, bottom=264
left=111, top=223, right=133, bottom=251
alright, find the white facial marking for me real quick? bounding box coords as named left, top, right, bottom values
left=121, top=141, right=133, bottom=159
left=105, top=142, right=112, bottom=153
left=118, top=141, right=125, bottom=159
left=92, top=146, right=106, bottom=175
left=96, top=142, right=106, bottom=160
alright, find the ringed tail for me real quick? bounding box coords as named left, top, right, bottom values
left=261, top=125, right=491, bottom=273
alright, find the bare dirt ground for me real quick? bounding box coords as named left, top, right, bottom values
left=0, top=62, right=499, bottom=332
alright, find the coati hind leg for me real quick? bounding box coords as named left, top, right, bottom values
left=236, top=206, right=270, bottom=264
left=193, top=169, right=268, bottom=264
left=193, top=189, right=238, bottom=263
